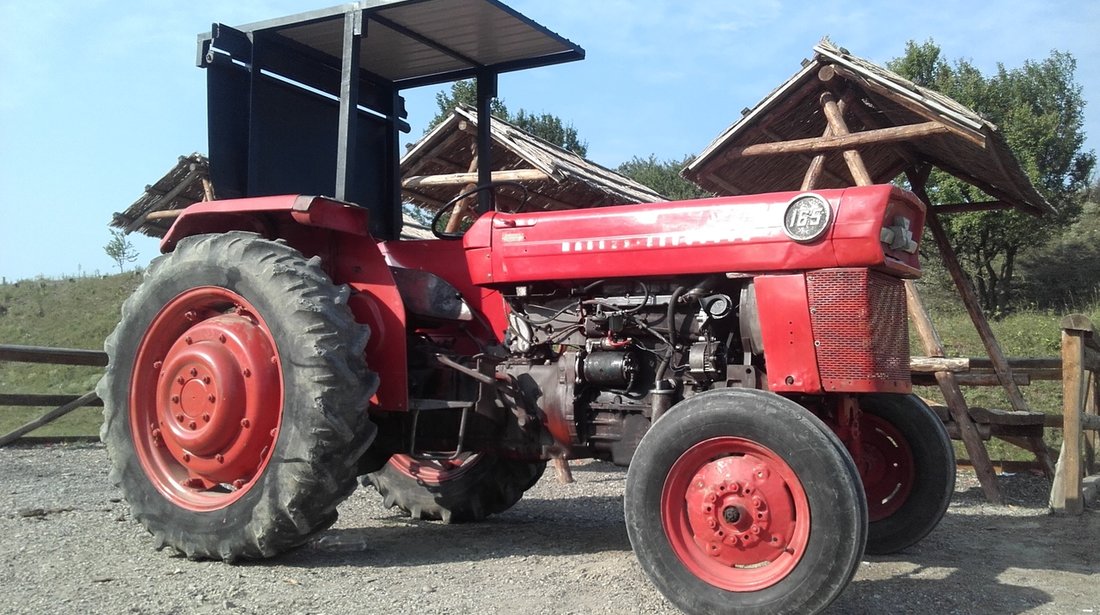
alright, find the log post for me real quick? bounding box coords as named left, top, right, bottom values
left=906, top=281, right=1003, bottom=503
left=1051, top=314, right=1091, bottom=514
left=819, top=91, right=872, bottom=186
left=443, top=143, right=479, bottom=234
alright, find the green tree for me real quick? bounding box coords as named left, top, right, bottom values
left=889, top=41, right=1095, bottom=315
left=428, top=80, right=588, bottom=156
left=104, top=230, right=139, bottom=273
left=617, top=154, right=711, bottom=201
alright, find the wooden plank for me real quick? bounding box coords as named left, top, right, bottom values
left=0, top=391, right=100, bottom=447
left=402, top=168, right=552, bottom=189
left=820, top=91, right=873, bottom=186
left=969, top=357, right=1062, bottom=370
left=724, top=121, right=951, bottom=160
left=124, top=166, right=203, bottom=232
left=909, top=356, right=969, bottom=373
left=1087, top=372, right=1098, bottom=475
left=914, top=372, right=1030, bottom=387
left=905, top=281, right=1002, bottom=503
left=1052, top=326, right=1085, bottom=514
left=968, top=407, right=1046, bottom=426
left=0, top=394, right=104, bottom=408
left=0, top=344, right=107, bottom=367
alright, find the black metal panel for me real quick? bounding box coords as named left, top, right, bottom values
left=205, top=27, right=251, bottom=200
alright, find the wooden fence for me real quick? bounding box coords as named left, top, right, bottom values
left=1050, top=315, right=1100, bottom=514
left=0, top=344, right=106, bottom=446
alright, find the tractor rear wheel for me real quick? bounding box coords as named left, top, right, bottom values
left=625, top=388, right=867, bottom=615
left=366, top=453, right=545, bottom=523
left=98, top=232, right=377, bottom=561
left=859, top=393, right=955, bottom=555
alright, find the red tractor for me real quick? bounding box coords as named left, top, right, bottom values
left=99, top=2, right=954, bottom=613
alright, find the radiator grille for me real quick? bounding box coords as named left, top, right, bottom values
left=806, top=269, right=909, bottom=391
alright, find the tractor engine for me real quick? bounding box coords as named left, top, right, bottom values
left=498, top=276, right=754, bottom=464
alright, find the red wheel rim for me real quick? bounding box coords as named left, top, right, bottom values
left=859, top=413, right=915, bottom=521
left=661, top=437, right=810, bottom=592
left=387, top=454, right=480, bottom=484
left=130, top=287, right=283, bottom=511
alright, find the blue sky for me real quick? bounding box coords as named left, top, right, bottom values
left=1, top=0, right=1097, bottom=282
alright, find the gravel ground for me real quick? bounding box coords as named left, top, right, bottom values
left=1, top=442, right=1097, bottom=615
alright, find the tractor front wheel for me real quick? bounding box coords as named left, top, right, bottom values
left=859, top=393, right=955, bottom=555
left=625, top=388, right=867, bottom=615
left=98, top=232, right=377, bottom=561
left=366, top=453, right=545, bottom=523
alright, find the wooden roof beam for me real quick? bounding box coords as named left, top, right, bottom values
left=722, top=120, right=951, bottom=161
left=932, top=200, right=1015, bottom=214
left=403, top=168, right=552, bottom=189
left=823, top=63, right=987, bottom=149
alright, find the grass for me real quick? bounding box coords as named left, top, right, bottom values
left=0, top=271, right=1093, bottom=461
left=0, top=272, right=142, bottom=437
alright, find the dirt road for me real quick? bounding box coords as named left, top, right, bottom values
left=1, top=443, right=1096, bottom=614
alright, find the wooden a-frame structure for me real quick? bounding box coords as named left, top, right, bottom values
left=685, top=40, right=1056, bottom=503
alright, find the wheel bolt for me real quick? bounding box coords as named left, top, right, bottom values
left=152, top=361, right=163, bottom=370
left=707, top=518, right=717, bottom=529
left=171, top=395, right=180, bottom=404
left=752, top=496, right=766, bottom=510
left=242, top=368, right=251, bottom=378
left=182, top=453, right=191, bottom=462
left=202, top=413, right=211, bottom=423
left=190, top=368, right=198, bottom=377
left=208, top=394, right=216, bottom=403
left=177, top=376, right=186, bottom=385
left=176, top=414, right=185, bottom=422
left=185, top=336, right=193, bottom=345
left=202, top=376, right=211, bottom=384
left=706, top=493, right=717, bottom=503
left=241, top=419, right=250, bottom=429
left=185, top=311, right=197, bottom=321
left=218, top=334, right=227, bottom=343
left=215, top=454, right=224, bottom=463
left=751, top=525, right=761, bottom=535
left=232, top=479, right=245, bottom=489
left=189, top=421, right=197, bottom=430
left=728, top=482, right=740, bottom=494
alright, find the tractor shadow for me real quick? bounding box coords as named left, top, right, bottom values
left=284, top=493, right=633, bottom=569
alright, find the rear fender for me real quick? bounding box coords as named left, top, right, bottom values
left=161, top=195, right=409, bottom=411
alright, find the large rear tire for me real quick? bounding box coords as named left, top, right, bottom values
left=859, top=393, right=955, bottom=555
left=625, top=388, right=867, bottom=615
left=366, top=453, right=545, bottom=523
left=98, top=232, right=377, bottom=561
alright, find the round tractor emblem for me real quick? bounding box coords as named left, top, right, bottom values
left=782, top=193, right=832, bottom=242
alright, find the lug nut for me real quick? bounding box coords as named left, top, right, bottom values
left=232, top=479, right=245, bottom=489
left=182, top=453, right=191, bottom=462
left=177, top=376, right=186, bottom=385
left=185, top=336, right=193, bottom=345
left=242, top=368, right=251, bottom=378
left=202, top=376, right=211, bottom=384
left=176, top=414, right=185, bottom=422
left=202, top=413, right=211, bottom=423
left=152, top=360, right=163, bottom=370
left=171, top=395, right=180, bottom=404
left=190, top=368, right=198, bottom=377
left=218, top=334, right=227, bottom=343
left=215, top=454, right=224, bottom=463
left=241, top=419, right=251, bottom=429
left=208, top=394, right=216, bottom=403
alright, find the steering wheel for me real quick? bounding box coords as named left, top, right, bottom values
left=430, top=181, right=531, bottom=240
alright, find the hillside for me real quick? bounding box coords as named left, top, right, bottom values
left=0, top=272, right=142, bottom=436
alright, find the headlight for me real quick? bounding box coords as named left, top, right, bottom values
left=782, top=193, right=832, bottom=242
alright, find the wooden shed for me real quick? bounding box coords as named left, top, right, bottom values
left=684, top=39, right=1056, bottom=503
left=401, top=105, right=665, bottom=214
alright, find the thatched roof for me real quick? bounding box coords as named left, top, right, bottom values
left=110, top=154, right=434, bottom=240
left=684, top=40, right=1052, bottom=215
left=401, top=106, right=665, bottom=212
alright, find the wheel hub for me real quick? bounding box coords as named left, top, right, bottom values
left=684, top=454, right=788, bottom=566
left=661, top=437, right=810, bottom=592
